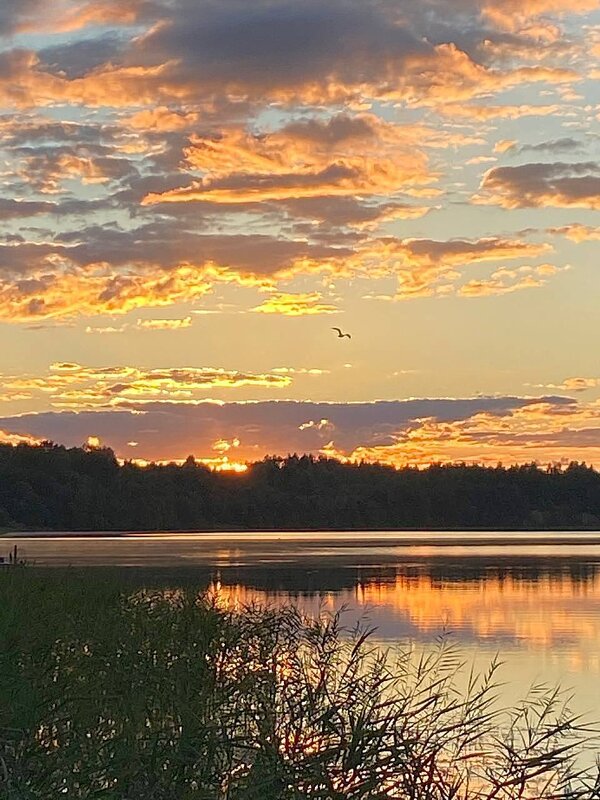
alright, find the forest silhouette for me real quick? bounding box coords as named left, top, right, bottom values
left=2, top=441, right=600, bottom=531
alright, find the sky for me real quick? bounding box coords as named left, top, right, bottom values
left=0, top=0, right=599, bottom=468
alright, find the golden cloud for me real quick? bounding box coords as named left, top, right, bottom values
left=0, top=429, right=42, bottom=446
left=548, top=224, right=600, bottom=242
left=136, top=317, right=193, bottom=330
left=251, top=292, right=338, bottom=316
left=337, top=401, right=600, bottom=468
left=350, top=236, right=553, bottom=298
left=0, top=267, right=213, bottom=322
left=530, top=377, right=600, bottom=393
left=124, top=106, right=200, bottom=132
left=458, top=264, right=561, bottom=297
left=2, top=395, right=596, bottom=466
left=0, top=229, right=557, bottom=323
left=0, top=0, right=591, bottom=337
left=482, top=0, right=599, bottom=31
left=1, top=362, right=294, bottom=411
left=85, top=325, right=128, bottom=334
left=0, top=30, right=579, bottom=114
left=142, top=116, right=437, bottom=206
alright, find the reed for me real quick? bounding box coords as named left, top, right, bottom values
left=0, top=569, right=598, bottom=798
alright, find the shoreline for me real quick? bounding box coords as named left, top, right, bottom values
left=4, top=529, right=600, bottom=549
left=5, top=527, right=600, bottom=535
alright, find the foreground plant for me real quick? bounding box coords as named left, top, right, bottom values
left=0, top=570, right=598, bottom=798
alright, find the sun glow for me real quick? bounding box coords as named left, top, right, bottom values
left=128, top=456, right=248, bottom=473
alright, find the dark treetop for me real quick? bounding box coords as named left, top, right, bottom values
left=1, top=441, right=600, bottom=531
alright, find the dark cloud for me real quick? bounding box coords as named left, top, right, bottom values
left=124, top=0, right=578, bottom=103
left=0, top=396, right=575, bottom=462
left=280, top=115, right=380, bottom=146
left=39, top=36, right=127, bottom=79
left=67, top=228, right=351, bottom=275
left=478, top=162, right=600, bottom=209
left=178, top=163, right=360, bottom=197
left=133, top=0, right=427, bottom=98
left=0, top=199, right=56, bottom=219
left=0, top=48, right=37, bottom=82
left=0, top=221, right=351, bottom=278
left=0, top=117, right=122, bottom=148
left=8, top=143, right=138, bottom=192
left=0, top=0, right=45, bottom=35
left=0, top=243, right=63, bottom=274
left=277, top=197, right=426, bottom=227
left=0, top=0, right=585, bottom=113
left=395, top=236, right=547, bottom=263
left=514, top=138, right=582, bottom=155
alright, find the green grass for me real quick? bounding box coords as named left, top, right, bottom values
left=0, top=568, right=599, bottom=799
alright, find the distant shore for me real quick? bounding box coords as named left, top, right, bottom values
left=4, top=529, right=600, bottom=548
left=0, top=527, right=600, bottom=541
left=3, top=446, right=600, bottom=533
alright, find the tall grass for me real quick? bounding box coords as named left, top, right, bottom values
left=0, top=569, right=598, bottom=798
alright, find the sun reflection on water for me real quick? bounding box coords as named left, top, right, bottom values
left=209, top=570, right=600, bottom=647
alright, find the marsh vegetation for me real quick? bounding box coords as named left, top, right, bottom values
left=0, top=569, right=599, bottom=798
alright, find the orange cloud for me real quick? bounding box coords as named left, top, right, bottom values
left=86, top=320, right=198, bottom=334
left=0, top=230, right=556, bottom=323
left=124, top=106, right=200, bottom=132
left=212, top=437, right=240, bottom=453
left=10, top=0, right=146, bottom=34
left=482, top=0, right=599, bottom=31
left=143, top=116, right=438, bottom=206
left=351, top=236, right=553, bottom=298
left=0, top=267, right=214, bottom=322
left=458, top=264, right=561, bottom=297
left=2, top=395, right=596, bottom=465
left=51, top=367, right=293, bottom=408
left=0, top=0, right=584, bottom=120
left=0, top=49, right=188, bottom=110
left=548, top=224, right=600, bottom=242
left=338, top=401, right=600, bottom=468
left=494, top=139, right=518, bottom=153
left=0, top=429, right=41, bottom=446
left=0, top=0, right=592, bottom=339
left=0, top=391, right=34, bottom=403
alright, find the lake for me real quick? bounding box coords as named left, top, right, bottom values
left=5, top=530, right=600, bottom=721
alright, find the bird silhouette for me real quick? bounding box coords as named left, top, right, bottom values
left=332, top=327, right=351, bottom=339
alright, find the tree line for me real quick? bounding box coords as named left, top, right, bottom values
left=1, top=441, right=600, bottom=531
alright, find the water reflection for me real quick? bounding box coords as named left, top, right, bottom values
left=209, top=559, right=600, bottom=651
left=206, top=558, right=600, bottom=718
left=6, top=533, right=600, bottom=714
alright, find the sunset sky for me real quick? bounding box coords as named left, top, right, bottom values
left=0, top=0, right=599, bottom=467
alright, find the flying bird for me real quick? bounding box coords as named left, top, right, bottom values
left=332, top=327, right=351, bottom=339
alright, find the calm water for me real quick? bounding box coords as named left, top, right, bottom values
left=5, top=531, right=600, bottom=719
